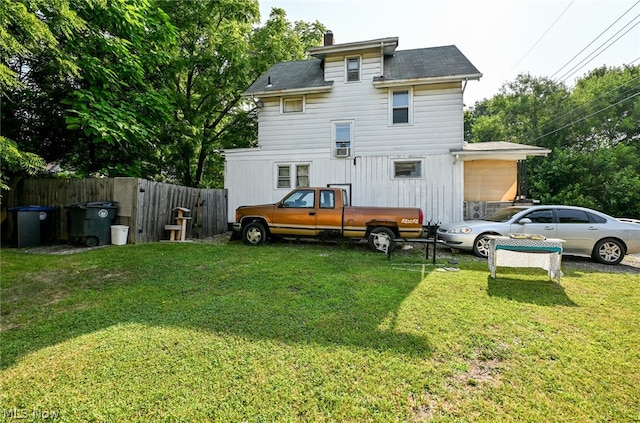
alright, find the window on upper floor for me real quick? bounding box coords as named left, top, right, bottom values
left=282, top=97, right=304, bottom=113
left=346, top=57, right=360, bottom=82
left=276, top=163, right=310, bottom=189
left=332, top=120, right=354, bottom=158
left=393, top=160, right=422, bottom=178
left=390, top=89, right=412, bottom=125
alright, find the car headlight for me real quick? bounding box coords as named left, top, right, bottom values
left=448, top=226, right=472, bottom=234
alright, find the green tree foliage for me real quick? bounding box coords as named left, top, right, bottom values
left=0, top=137, right=45, bottom=190
left=2, top=0, right=325, bottom=189
left=466, top=66, right=640, bottom=217
left=2, top=0, right=175, bottom=182
left=0, top=0, right=86, bottom=189
left=155, top=3, right=326, bottom=187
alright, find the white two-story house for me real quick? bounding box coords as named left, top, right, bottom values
left=224, top=34, right=548, bottom=224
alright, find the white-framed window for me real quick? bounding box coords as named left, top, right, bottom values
left=296, top=164, right=309, bottom=187
left=393, top=160, right=422, bottom=178
left=276, top=163, right=311, bottom=188
left=332, top=120, right=354, bottom=158
left=282, top=96, right=304, bottom=113
left=277, top=165, right=291, bottom=188
left=389, top=88, right=412, bottom=125
left=346, top=56, right=361, bottom=82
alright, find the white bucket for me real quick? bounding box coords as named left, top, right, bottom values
left=110, top=225, right=129, bottom=245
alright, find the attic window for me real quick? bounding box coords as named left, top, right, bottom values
left=282, top=97, right=304, bottom=113
left=346, top=57, right=360, bottom=82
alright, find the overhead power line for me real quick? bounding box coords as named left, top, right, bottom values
left=550, top=0, right=640, bottom=81
left=554, top=13, right=640, bottom=83
left=530, top=90, right=640, bottom=143
left=522, top=74, right=640, bottom=141
left=481, top=1, right=575, bottom=99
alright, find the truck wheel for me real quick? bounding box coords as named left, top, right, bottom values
left=242, top=222, right=267, bottom=246
left=368, top=227, right=396, bottom=253
left=85, top=236, right=99, bottom=247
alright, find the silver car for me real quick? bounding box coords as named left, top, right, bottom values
left=437, top=205, right=640, bottom=265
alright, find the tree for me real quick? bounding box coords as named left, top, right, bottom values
left=155, top=3, right=326, bottom=187
left=3, top=0, right=326, bottom=189
left=2, top=0, right=176, bottom=181
left=1, top=0, right=86, bottom=189
left=465, top=66, right=640, bottom=217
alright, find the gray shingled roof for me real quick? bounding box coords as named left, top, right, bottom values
left=378, top=45, right=481, bottom=81
left=243, top=44, right=480, bottom=96
left=244, top=59, right=331, bottom=95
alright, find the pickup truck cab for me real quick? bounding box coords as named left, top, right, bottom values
left=233, top=187, right=424, bottom=251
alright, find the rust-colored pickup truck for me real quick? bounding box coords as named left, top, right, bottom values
left=232, top=187, right=424, bottom=251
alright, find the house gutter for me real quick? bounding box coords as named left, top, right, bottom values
left=242, top=85, right=333, bottom=98
left=372, top=73, right=482, bottom=88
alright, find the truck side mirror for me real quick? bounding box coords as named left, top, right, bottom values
left=518, top=218, right=532, bottom=225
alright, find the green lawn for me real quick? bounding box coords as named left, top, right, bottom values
left=1, top=240, right=639, bottom=422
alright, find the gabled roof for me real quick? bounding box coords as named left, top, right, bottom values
left=243, top=41, right=481, bottom=97
left=375, top=45, right=481, bottom=83
left=243, top=59, right=331, bottom=97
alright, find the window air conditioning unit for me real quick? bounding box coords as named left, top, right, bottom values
left=335, top=147, right=350, bottom=158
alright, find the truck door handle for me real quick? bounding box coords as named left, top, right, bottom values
left=544, top=226, right=554, bottom=230
left=309, top=212, right=316, bottom=216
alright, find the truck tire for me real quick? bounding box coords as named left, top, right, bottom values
left=368, top=227, right=396, bottom=253
left=242, top=222, right=267, bottom=245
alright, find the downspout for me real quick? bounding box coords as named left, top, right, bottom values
left=380, top=41, right=384, bottom=78
left=462, top=78, right=469, bottom=95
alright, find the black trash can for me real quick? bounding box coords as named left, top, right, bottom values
left=66, top=201, right=118, bottom=247
left=8, top=206, right=57, bottom=248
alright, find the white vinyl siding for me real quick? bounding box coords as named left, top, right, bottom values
left=255, top=81, right=463, bottom=157
left=226, top=153, right=463, bottom=226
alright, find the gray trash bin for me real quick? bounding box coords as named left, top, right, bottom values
left=66, top=201, right=118, bottom=247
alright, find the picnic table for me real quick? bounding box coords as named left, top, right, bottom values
left=488, top=235, right=565, bottom=282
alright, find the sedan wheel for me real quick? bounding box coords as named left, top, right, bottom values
left=592, top=238, right=625, bottom=265
left=472, top=234, right=492, bottom=258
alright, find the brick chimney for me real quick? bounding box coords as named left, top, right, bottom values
left=323, top=31, right=334, bottom=46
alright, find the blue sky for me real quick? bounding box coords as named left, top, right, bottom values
left=259, top=0, right=640, bottom=106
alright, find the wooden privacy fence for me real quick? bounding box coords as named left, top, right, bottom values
left=3, top=177, right=227, bottom=244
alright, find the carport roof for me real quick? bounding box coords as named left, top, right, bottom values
left=451, top=141, right=551, bottom=161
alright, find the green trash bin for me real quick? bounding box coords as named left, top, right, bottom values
left=8, top=206, right=57, bottom=247
left=66, top=201, right=118, bottom=247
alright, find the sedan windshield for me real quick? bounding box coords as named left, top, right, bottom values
left=484, top=207, right=527, bottom=222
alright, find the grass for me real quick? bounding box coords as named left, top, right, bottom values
left=1, top=240, right=639, bottom=422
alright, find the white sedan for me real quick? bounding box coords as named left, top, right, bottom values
left=437, top=205, right=640, bottom=265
